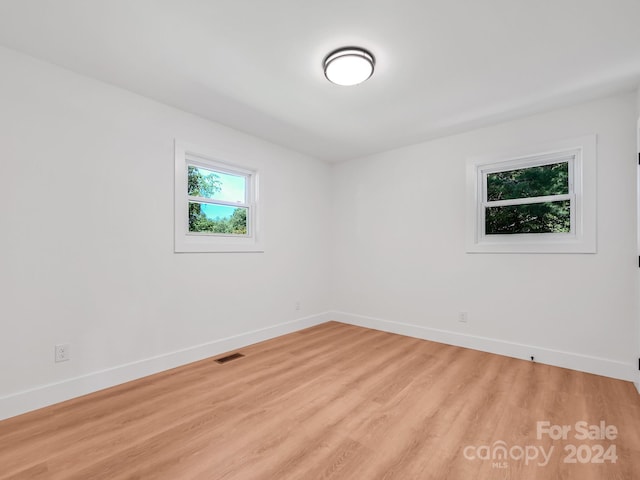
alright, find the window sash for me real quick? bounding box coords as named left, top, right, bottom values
left=480, top=153, right=575, bottom=175
left=483, top=193, right=572, bottom=208
left=184, top=156, right=255, bottom=238
left=186, top=161, right=250, bottom=203
left=187, top=202, right=252, bottom=237
left=187, top=195, right=250, bottom=209
left=482, top=199, right=573, bottom=237
left=479, top=156, right=575, bottom=237
left=482, top=158, right=574, bottom=201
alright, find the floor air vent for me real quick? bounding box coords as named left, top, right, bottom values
left=215, top=352, right=245, bottom=364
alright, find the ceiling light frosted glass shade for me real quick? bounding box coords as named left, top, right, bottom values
left=323, top=48, right=375, bottom=86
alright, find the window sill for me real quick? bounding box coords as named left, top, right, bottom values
left=466, top=237, right=596, bottom=254
left=175, top=235, right=264, bottom=253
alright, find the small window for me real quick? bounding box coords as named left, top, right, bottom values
left=466, top=135, right=596, bottom=253
left=484, top=158, right=572, bottom=235
left=175, top=141, right=263, bottom=253
left=188, top=165, right=249, bottom=236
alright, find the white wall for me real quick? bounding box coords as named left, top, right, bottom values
left=0, top=47, right=332, bottom=418
left=332, top=93, right=639, bottom=381
left=1, top=45, right=638, bottom=421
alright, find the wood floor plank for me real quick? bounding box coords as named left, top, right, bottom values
left=1, top=321, right=639, bottom=479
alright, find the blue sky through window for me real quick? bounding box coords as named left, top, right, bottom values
left=200, top=203, right=242, bottom=220
left=191, top=166, right=246, bottom=203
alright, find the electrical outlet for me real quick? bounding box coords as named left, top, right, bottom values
left=295, top=301, right=301, bottom=311
left=55, top=344, right=70, bottom=363
left=458, top=312, right=468, bottom=323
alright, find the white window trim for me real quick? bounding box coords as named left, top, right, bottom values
left=466, top=135, right=597, bottom=254
left=174, top=140, right=264, bottom=253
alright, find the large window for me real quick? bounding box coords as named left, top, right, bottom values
left=175, top=141, right=262, bottom=253
left=466, top=135, right=596, bottom=253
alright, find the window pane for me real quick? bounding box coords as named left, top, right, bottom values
left=487, top=162, right=569, bottom=201
left=187, top=166, right=246, bottom=203
left=188, top=202, right=248, bottom=234
left=485, top=200, right=570, bottom=235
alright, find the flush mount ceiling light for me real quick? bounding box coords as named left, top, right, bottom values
left=323, top=47, right=375, bottom=86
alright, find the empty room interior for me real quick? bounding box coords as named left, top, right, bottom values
left=2, top=1, right=640, bottom=479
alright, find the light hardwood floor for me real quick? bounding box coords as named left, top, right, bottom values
left=1, top=321, right=639, bottom=479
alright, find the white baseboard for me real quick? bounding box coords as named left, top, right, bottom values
left=0, top=312, right=332, bottom=421
left=330, top=311, right=637, bottom=383
left=3, top=311, right=635, bottom=421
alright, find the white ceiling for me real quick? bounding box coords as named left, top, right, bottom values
left=1, top=1, right=639, bottom=162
